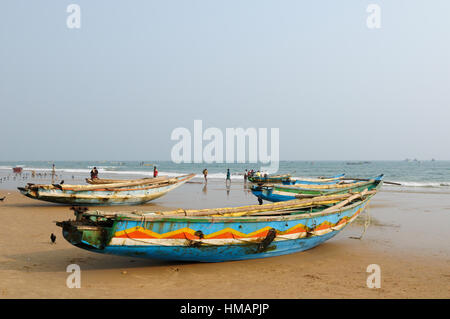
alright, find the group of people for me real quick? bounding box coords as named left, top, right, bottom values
left=201, top=168, right=267, bottom=184
left=89, top=166, right=159, bottom=180
left=202, top=168, right=231, bottom=183
left=244, top=169, right=266, bottom=181
left=88, top=165, right=261, bottom=185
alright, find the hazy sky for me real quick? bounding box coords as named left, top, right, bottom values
left=1, top=1, right=449, bottom=161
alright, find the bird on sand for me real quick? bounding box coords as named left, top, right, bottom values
left=257, top=196, right=263, bottom=205
left=50, top=233, right=56, bottom=244
left=0, top=196, right=5, bottom=202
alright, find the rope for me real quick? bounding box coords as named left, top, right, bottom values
left=349, top=204, right=371, bottom=240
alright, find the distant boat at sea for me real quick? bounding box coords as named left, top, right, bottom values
left=12, top=166, right=23, bottom=174
left=346, top=161, right=371, bottom=165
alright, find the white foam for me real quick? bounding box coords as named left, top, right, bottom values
left=392, top=181, right=450, bottom=188
left=1, top=165, right=449, bottom=186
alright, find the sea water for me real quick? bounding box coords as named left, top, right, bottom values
left=1, top=160, right=450, bottom=192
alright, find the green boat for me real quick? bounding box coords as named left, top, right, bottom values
left=248, top=173, right=291, bottom=184
left=251, top=175, right=384, bottom=202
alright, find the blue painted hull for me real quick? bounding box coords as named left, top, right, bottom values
left=251, top=189, right=293, bottom=202
left=60, top=197, right=370, bottom=262
left=98, top=231, right=339, bottom=262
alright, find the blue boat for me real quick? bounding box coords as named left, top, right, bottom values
left=56, top=189, right=377, bottom=262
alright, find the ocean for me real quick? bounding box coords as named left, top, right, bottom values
left=1, top=160, right=450, bottom=192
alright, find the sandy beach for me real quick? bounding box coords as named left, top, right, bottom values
left=0, top=181, right=449, bottom=299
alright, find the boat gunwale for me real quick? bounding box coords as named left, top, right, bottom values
left=289, top=173, right=346, bottom=183
left=24, top=173, right=195, bottom=192
left=269, top=176, right=383, bottom=192
left=85, top=175, right=170, bottom=185
left=248, top=174, right=291, bottom=181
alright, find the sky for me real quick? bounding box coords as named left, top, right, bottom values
left=1, top=1, right=449, bottom=161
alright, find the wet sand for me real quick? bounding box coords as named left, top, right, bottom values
left=0, top=182, right=449, bottom=299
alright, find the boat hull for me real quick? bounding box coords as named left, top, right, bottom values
left=59, top=198, right=370, bottom=262
left=97, top=231, right=340, bottom=262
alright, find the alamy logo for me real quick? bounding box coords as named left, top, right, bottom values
left=171, top=120, right=280, bottom=173
left=66, top=264, right=81, bottom=288
left=66, top=4, right=81, bottom=29
left=366, top=264, right=381, bottom=288
left=366, top=4, right=381, bottom=29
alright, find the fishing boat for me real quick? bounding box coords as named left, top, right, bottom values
left=248, top=173, right=291, bottom=184
left=282, top=173, right=346, bottom=185
left=252, top=175, right=383, bottom=202
left=18, top=174, right=195, bottom=206
left=85, top=176, right=169, bottom=185
left=346, top=161, right=371, bottom=165
left=12, top=166, right=23, bottom=174
left=56, top=189, right=377, bottom=262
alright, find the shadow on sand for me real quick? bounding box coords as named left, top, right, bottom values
left=2, top=248, right=197, bottom=273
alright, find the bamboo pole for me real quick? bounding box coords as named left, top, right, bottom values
left=320, top=189, right=368, bottom=214
left=155, top=191, right=377, bottom=217
left=86, top=176, right=170, bottom=185
left=29, top=174, right=194, bottom=191
left=343, top=177, right=400, bottom=186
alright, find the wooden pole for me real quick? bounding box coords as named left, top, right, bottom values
left=343, top=177, right=401, bottom=186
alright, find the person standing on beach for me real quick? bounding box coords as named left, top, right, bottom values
left=153, top=166, right=158, bottom=178
left=51, top=163, right=56, bottom=183
left=90, top=167, right=99, bottom=179
left=244, top=169, right=248, bottom=183
left=226, top=169, right=231, bottom=185
left=203, top=168, right=208, bottom=183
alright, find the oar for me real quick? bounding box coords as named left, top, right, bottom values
left=342, top=177, right=401, bottom=186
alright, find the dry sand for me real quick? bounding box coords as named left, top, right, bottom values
left=0, top=184, right=449, bottom=299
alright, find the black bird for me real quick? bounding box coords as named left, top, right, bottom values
left=258, top=196, right=263, bottom=205
left=0, top=197, right=5, bottom=202
left=60, top=180, right=64, bottom=185
left=50, top=233, right=56, bottom=244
